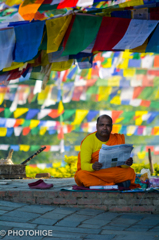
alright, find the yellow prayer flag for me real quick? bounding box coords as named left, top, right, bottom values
left=87, top=69, right=92, bottom=80
left=58, top=101, right=64, bottom=114
left=110, top=96, right=121, bottom=105
left=119, top=0, right=144, bottom=8
left=108, top=76, right=121, bottom=86
left=135, top=111, right=148, bottom=126
left=0, top=93, right=5, bottom=105
left=6, top=0, right=22, bottom=6
left=46, top=14, right=72, bottom=53
left=74, top=146, right=80, bottom=151
left=40, top=126, right=47, bottom=135
left=51, top=59, right=73, bottom=71
left=102, top=58, right=112, bottom=68
left=137, top=151, right=146, bottom=160
left=3, top=62, right=24, bottom=72
left=41, top=50, right=50, bottom=66
left=117, top=59, right=129, bottom=69
left=37, top=86, right=50, bottom=104
left=127, top=126, right=136, bottom=136
left=155, top=89, right=159, bottom=100
left=30, top=120, right=40, bottom=129
left=20, top=145, right=30, bottom=152
left=72, top=110, right=89, bottom=125
left=122, top=51, right=133, bottom=59
left=14, top=108, right=28, bottom=118
left=123, top=69, right=136, bottom=77
left=98, top=87, right=112, bottom=101
left=0, top=128, right=7, bottom=136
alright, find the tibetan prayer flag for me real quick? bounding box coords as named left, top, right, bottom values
left=57, top=0, right=77, bottom=8
left=0, top=128, right=7, bottom=136
left=46, top=14, right=72, bottom=53
left=4, top=108, right=12, bottom=118
left=14, top=108, right=28, bottom=118
left=112, top=111, right=123, bottom=123
left=146, top=25, right=159, bottom=53
left=87, top=110, right=99, bottom=122
left=14, top=21, right=45, bottom=62
left=30, top=120, right=40, bottom=129
left=72, top=110, right=89, bottom=125
left=93, top=17, right=130, bottom=51
left=6, top=128, right=14, bottom=137
left=63, top=15, right=102, bottom=56
left=22, top=127, right=31, bottom=135
left=62, top=109, right=75, bottom=121
left=26, top=109, right=40, bottom=120
left=0, top=28, right=15, bottom=71
left=58, top=101, right=64, bottom=114
left=20, top=145, right=30, bottom=151
left=19, top=0, right=45, bottom=21
left=10, top=145, right=19, bottom=151
left=14, top=119, right=24, bottom=127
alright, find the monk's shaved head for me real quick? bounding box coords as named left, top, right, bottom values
left=97, top=115, right=112, bottom=125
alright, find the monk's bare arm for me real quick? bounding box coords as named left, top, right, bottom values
left=92, top=162, right=102, bottom=171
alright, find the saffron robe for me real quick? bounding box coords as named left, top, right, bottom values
left=74, top=132, right=140, bottom=189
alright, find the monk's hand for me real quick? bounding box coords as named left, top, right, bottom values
left=125, top=157, right=133, bottom=166
left=92, top=162, right=102, bottom=171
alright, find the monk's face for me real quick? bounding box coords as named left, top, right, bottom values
left=96, top=117, right=112, bottom=138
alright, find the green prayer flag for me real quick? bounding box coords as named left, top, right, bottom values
left=150, top=101, right=159, bottom=109
left=62, top=15, right=102, bottom=56
left=62, top=110, right=75, bottom=121
left=96, top=79, right=108, bottom=86
left=4, top=108, right=12, bottom=118
left=22, top=120, right=31, bottom=127
left=30, top=145, right=40, bottom=151
left=136, top=69, right=147, bottom=75
left=31, top=127, right=39, bottom=135
left=86, top=86, right=98, bottom=94
left=139, top=87, right=154, bottom=100
left=133, top=53, right=140, bottom=59
left=121, top=111, right=135, bottom=124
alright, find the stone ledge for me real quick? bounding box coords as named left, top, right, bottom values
left=0, top=190, right=158, bottom=214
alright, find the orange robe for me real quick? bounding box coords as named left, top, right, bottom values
left=75, top=132, right=140, bottom=189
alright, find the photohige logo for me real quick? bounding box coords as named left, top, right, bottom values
left=0, top=230, right=53, bottom=237
left=0, top=230, right=6, bottom=236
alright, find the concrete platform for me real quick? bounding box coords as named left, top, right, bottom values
left=0, top=179, right=159, bottom=214
left=0, top=200, right=159, bottom=240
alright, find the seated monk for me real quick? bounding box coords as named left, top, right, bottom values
left=74, top=114, right=141, bottom=189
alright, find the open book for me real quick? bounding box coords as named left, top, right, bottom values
left=99, top=144, right=133, bottom=169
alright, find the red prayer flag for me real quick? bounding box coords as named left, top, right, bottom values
left=41, top=145, right=51, bottom=152
left=132, top=87, right=145, bottom=99
left=58, top=126, right=64, bottom=139
left=22, top=127, right=31, bottom=136
left=93, top=17, right=131, bottom=52
left=57, top=0, right=78, bottom=9
left=14, top=119, right=24, bottom=127
left=48, top=109, right=63, bottom=118
left=112, top=111, right=123, bottom=123
left=0, top=108, right=4, bottom=113
left=140, top=100, right=151, bottom=107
